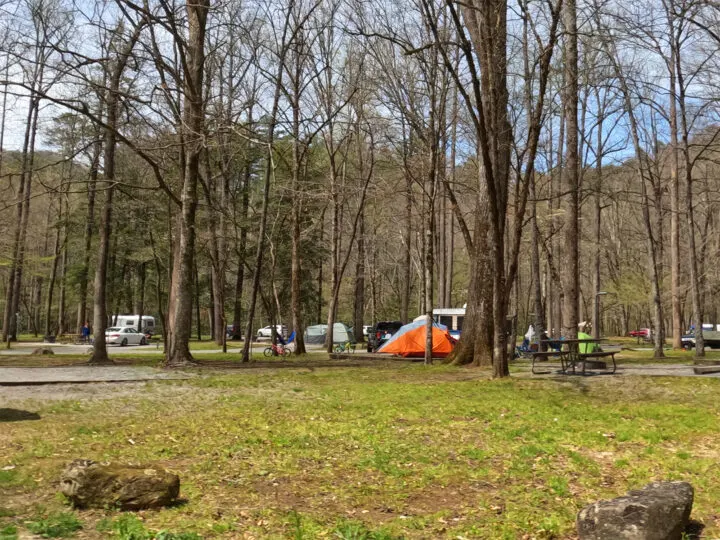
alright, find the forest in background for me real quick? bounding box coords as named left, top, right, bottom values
left=0, top=0, right=719, bottom=373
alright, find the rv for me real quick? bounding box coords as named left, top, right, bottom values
left=112, top=315, right=156, bottom=335
left=433, top=307, right=465, bottom=338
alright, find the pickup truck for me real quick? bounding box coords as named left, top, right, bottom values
left=682, top=330, right=720, bottom=349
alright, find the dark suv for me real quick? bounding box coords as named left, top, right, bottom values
left=367, top=321, right=404, bottom=352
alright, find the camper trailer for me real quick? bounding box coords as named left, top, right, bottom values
left=432, top=307, right=465, bottom=338
left=112, top=315, right=156, bottom=334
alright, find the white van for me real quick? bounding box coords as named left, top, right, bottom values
left=113, top=315, right=156, bottom=334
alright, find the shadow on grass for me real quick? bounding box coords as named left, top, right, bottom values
left=0, top=408, right=41, bottom=422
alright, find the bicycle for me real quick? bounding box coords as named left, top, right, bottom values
left=334, top=341, right=356, bottom=353
left=264, top=343, right=290, bottom=357
left=85, top=337, right=95, bottom=355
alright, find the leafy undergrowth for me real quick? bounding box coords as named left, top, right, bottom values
left=2, top=364, right=720, bottom=538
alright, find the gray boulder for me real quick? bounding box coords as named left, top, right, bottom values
left=577, top=481, right=693, bottom=540
left=60, top=459, right=180, bottom=510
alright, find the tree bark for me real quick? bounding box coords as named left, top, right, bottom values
left=561, top=0, right=580, bottom=341
left=89, top=22, right=144, bottom=365
left=164, top=0, right=210, bottom=367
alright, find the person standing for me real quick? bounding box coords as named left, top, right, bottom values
left=81, top=322, right=91, bottom=343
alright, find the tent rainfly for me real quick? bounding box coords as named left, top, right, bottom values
left=377, top=319, right=455, bottom=358
left=304, top=323, right=355, bottom=344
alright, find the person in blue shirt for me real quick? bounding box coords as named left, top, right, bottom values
left=81, top=322, right=91, bottom=343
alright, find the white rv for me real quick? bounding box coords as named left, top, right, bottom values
left=432, top=306, right=466, bottom=338
left=113, top=315, right=156, bottom=334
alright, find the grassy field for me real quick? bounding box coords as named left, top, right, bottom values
left=2, top=362, right=720, bottom=539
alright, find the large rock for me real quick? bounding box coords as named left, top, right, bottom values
left=577, top=481, right=694, bottom=540
left=60, top=459, right=180, bottom=510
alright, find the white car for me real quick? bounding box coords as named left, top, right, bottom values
left=105, top=326, right=147, bottom=346
left=256, top=325, right=287, bottom=339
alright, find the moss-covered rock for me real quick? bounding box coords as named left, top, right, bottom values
left=60, top=459, right=180, bottom=510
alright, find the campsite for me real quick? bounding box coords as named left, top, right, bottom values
left=4, top=0, right=720, bottom=537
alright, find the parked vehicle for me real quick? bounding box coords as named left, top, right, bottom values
left=105, top=326, right=147, bottom=346
left=257, top=325, right=287, bottom=339
left=112, top=315, right=156, bottom=335
left=682, top=325, right=720, bottom=349
left=431, top=307, right=465, bottom=339
left=628, top=328, right=650, bottom=339
left=367, top=321, right=403, bottom=352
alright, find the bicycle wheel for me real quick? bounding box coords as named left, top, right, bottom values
left=281, top=347, right=290, bottom=357
left=334, top=345, right=343, bottom=353
left=263, top=347, right=273, bottom=357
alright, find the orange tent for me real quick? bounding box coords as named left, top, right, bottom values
left=377, top=323, right=455, bottom=358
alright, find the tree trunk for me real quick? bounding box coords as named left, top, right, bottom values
left=240, top=4, right=291, bottom=362
left=561, top=0, right=580, bottom=341
left=401, top=152, right=412, bottom=323
left=44, top=200, right=62, bottom=336
left=4, top=82, right=41, bottom=342
left=89, top=22, right=144, bottom=365
left=164, top=0, right=209, bottom=367
left=231, top=150, right=251, bottom=340
left=76, top=137, right=100, bottom=333
left=669, top=34, right=682, bottom=349
left=353, top=120, right=367, bottom=343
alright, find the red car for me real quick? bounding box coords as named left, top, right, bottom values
left=629, top=328, right=650, bottom=339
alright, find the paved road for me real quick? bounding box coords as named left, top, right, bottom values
left=0, top=365, right=193, bottom=385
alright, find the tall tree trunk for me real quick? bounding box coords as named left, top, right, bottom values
left=290, top=53, right=307, bottom=355
left=0, top=61, right=8, bottom=180
left=401, top=138, right=412, bottom=323
left=89, top=22, right=144, bottom=365
left=4, top=83, right=41, bottom=342
left=57, top=218, right=68, bottom=336
left=561, top=0, right=580, bottom=341
left=77, top=137, right=100, bottom=333
left=669, top=37, right=682, bottom=349
left=448, top=190, right=491, bottom=366
left=240, top=3, right=292, bottom=363
left=353, top=120, right=367, bottom=343
left=44, top=221, right=61, bottom=336
left=231, top=148, right=252, bottom=340
left=164, top=0, right=209, bottom=366
left=677, top=60, right=704, bottom=358
left=592, top=96, right=603, bottom=339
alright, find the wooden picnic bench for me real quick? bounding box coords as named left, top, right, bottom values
left=539, top=338, right=618, bottom=376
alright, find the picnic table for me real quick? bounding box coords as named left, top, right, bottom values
left=57, top=334, right=84, bottom=345
left=536, top=338, right=617, bottom=375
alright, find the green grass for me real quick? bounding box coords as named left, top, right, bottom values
left=26, top=512, right=82, bottom=538
left=2, top=364, right=720, bottom=538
